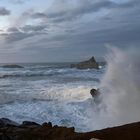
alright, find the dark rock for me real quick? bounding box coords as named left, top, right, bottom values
left=48, top=122, right=52, bottom=127
left=2, top=65, right=24, bottom=68
left=69, top=127, right=75, bottom=132
left=42, top=122, right=52, bottom=127
left=22, top=121, right=40, bottom=126
left=0, top=118, right=19, bottom=127
left=71, top=56, right=99, bottom=69
left=90, top=88, right=100, bottom=98
left=53, top=125, right=58, bottom=128
left=90, top=88, right=101, bottom=104
left=1, top=118, right=140, bottom=140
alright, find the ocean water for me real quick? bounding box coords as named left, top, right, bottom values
left=0, top=47, right=140, bottom=132
left=0, top=62, right=105, bottom=131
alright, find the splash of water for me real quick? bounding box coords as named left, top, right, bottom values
left=99, top=46, right=140, bottom=126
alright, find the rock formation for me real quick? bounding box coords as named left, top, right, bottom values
left=90, top=88, right=101, bottom=103
left=90, top=88, right=100, bottom=98
left=0, top=118, right=140, bottom=140
left=71, top=56, right=99, bottom=69
left=2, top=64, right=24, bottom=68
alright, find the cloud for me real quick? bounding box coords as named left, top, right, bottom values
left=1, top=32, right=35, bottom=43
left=0, top=0, right=140, bottom=62
left=0, top=7, right=10, bottom=16
left=4, top=0, right=30, bottom=4
left=7, top=27, right=19, bottom=32
left=3, top=24, right=48, bottom=43
left=31, top=12, right=47, bottom=19
left=30, top=0, right=138, bottom=23
left=10, top=0, right=25, bottom=4
left=5, top=0, right=140, bottom=44
left=13, top=9, right=34, bottom=27
left=30, top=0, right=115, bottom=22
left=21, top=25, right=47, bottom=32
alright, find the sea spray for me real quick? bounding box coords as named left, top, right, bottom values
left=99, top=46, right=140, bottom=126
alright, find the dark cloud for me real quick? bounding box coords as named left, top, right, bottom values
left=1, top=32, right=35, bottom=43
left=31, top=12, right=47, bottom=19
left=0, top=7, right=10, bottom=16
left=3, top=25, right=48, bottom=43
left=31, top=0, right=116, bottom=22
left=78, top=24, right=140, bottom=45
left=118, top=0, right=140, bottom=8
left=21, top=25, right=47, bottom=32
left=40, top=23, right=140, bottom=46
left=30, top=0, right=140, bottom=24
left=7, top=27, right=19, bottom=32
left=0, top=0, right=140, bottom=62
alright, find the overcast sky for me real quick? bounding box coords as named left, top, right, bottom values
left=0, top=0, right=139, bottom=62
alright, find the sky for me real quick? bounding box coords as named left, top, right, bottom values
left=0, top=0, right=139, bottom=62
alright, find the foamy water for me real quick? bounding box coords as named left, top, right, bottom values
left=0, top=47, right=139, bottom=132
left=0, top=63, right=104, bottom=131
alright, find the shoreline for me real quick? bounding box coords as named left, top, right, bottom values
left=0, top=118, right=140, bottom=140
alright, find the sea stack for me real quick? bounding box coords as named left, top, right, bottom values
left=71, top=56, right=99, bottom=69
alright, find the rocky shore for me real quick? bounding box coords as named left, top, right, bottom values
left=0, top=118, right=140, bottom=140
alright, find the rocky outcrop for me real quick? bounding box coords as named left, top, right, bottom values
left=90, top=89, right=100, bottom=98
left=0, top=118, right=19, bottom=127
left=90, top=88, right=101, bottom=103
left=0, top=118, right=140, bottom=140
left=2, top=64, right=24, bottom=68
left=0, top=119, right=76, bottom=140
left=71, top=57, right=99, bottom=69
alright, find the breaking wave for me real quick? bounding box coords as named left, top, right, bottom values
left=98, top=47, right=140, bottom=127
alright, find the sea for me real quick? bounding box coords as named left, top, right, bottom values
left=0, top=62, right=105, bottom=132
left=0, top=47, right=140, bottom=132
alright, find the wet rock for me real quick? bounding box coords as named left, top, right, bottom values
left=90, top=88, right=101, bottom=104
left=71, top=56, right=99, bottom=69
left=48, top=122, right=52, bottom=127
left=21, top=121, right=40, bottom=127
left=90, top=88, right=100, bottom=98
left=0, top=118, right=19, bottom=127
left=42, top=122, right=52, bottom=127
left=2, top=65, right=24, bottom=68
left=0, top=118, right=140, bottom=140
left=53, top=125, right=58, bottom=128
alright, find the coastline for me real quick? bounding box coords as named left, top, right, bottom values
left=0, top=118, right=140, bottom=140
